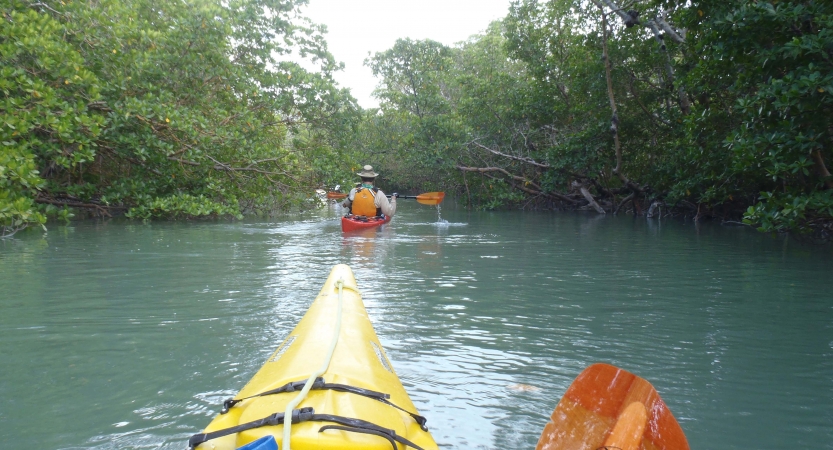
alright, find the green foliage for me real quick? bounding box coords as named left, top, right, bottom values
left=504, top=2, right=616, bottom=187
left=1, top=0, right=358, bottom=236
left=360, top=0, right=833, bottom=232
left=124, top=193, right=244, bottom=220
left=361, top=3, right=692, bottom=209
left=7, top=0, right=830, bottom=234
left=368, top=38, right=454, bottom=118
left=1, top=4, right=99, bottom=236
left=362, top=38, right=464, bottom=191
left=744, top=190, right=833, bottom=233
left=361, top=26, right=564, bottom=204
left=674, top=0, right=833, bottom=232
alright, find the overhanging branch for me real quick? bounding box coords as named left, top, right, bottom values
left=593, top=0, right=690, bottom=114
left=457, top=165, right=580, bottom=204
left=470, top=141, right=550, bottom=168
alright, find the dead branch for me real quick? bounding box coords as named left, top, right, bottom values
left=599, top=0, right=685, bottom=44
left=478, top=171, right=546, bottom=199
left=457, top=165, right=537, bottom=186
left=614, top=192, right=635, bottom=215
left=599, top=10, right=624, bottom=185
left=572, top=180, right=606, bottom=214
left=656, top=16, right=686, bottom=44
left=35, top=195, right=124, bottom=217
left=598, top=8, right=645, bottom=195
left=470, top=141, right=550, bottom=168
left=811, top=150, right=833, bottom=189
left=647, top=200, right=663, bottom=218
left=593, top=0, right=690, bottom=114
left=457, top=165, right=580, bottom=204
left=86, top=101, right=112, bottom=112
left=1, top=223, right=30, bottom=239
left=28, top=1, right=65, bottom=17
left=168, top=157, right=201, bottom=166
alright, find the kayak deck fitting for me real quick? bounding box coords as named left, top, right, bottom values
left=191, top=264, right=437, bottom=450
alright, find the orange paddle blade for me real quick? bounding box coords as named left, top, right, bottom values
left=603, top=402, right=648, bottom=450
left=326, top=192, right=347, bottom=199
left=536, top=363, right=689, bottom=450
left=415, top=191, right=445, bottom=205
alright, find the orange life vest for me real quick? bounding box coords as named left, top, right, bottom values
left=351, top=187, right=379, bottom=217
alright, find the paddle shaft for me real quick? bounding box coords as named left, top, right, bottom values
left=326, top=193, right=419, bottom=199
left=327, top=190, right=444, bottom=205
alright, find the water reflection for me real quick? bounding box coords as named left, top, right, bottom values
left=341, top=227, right=385, bottom=262
left=0, top=208, right=831, bottom=449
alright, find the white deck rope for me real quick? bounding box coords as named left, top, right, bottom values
left=282, top=277, right=350, bottom=450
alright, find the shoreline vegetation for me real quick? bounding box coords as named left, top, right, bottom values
left=2, top=0, right=832, bottom=239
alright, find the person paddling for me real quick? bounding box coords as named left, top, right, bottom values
left=342, top=165, right=397, bottom=218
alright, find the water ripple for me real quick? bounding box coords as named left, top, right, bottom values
left=1, top=209, right=831, bottom=449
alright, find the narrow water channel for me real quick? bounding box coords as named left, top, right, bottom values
left=1, top=204, right=831, bottom=449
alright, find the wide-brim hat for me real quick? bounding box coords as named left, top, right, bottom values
left=356, top=165, right=379, bottom=178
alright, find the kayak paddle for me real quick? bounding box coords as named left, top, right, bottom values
left=405, top=192, right=445, bottom=205
left=326, top=191, right=445, bottom=206
left=536, top=363, right=689, bottom=450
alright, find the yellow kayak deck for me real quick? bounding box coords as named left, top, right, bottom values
left=193, top=264, right=438, bottom=450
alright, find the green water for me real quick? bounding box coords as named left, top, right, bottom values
left=1, top=205, right=831, bottom=449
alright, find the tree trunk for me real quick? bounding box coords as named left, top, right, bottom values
left=647, top=200, right=662, bottom=218
left=593, top=0, right=690, bottom=115
left=614, top=192, right=635, bottom=215
left=573, top=180, right=606, bottom=214
left=812, top=150, right=833, bottom=189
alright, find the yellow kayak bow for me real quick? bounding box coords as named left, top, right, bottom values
left=191, top=265, right=438, bottom=450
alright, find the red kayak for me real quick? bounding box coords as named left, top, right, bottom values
left=341, top=214, right=392, bottom=232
